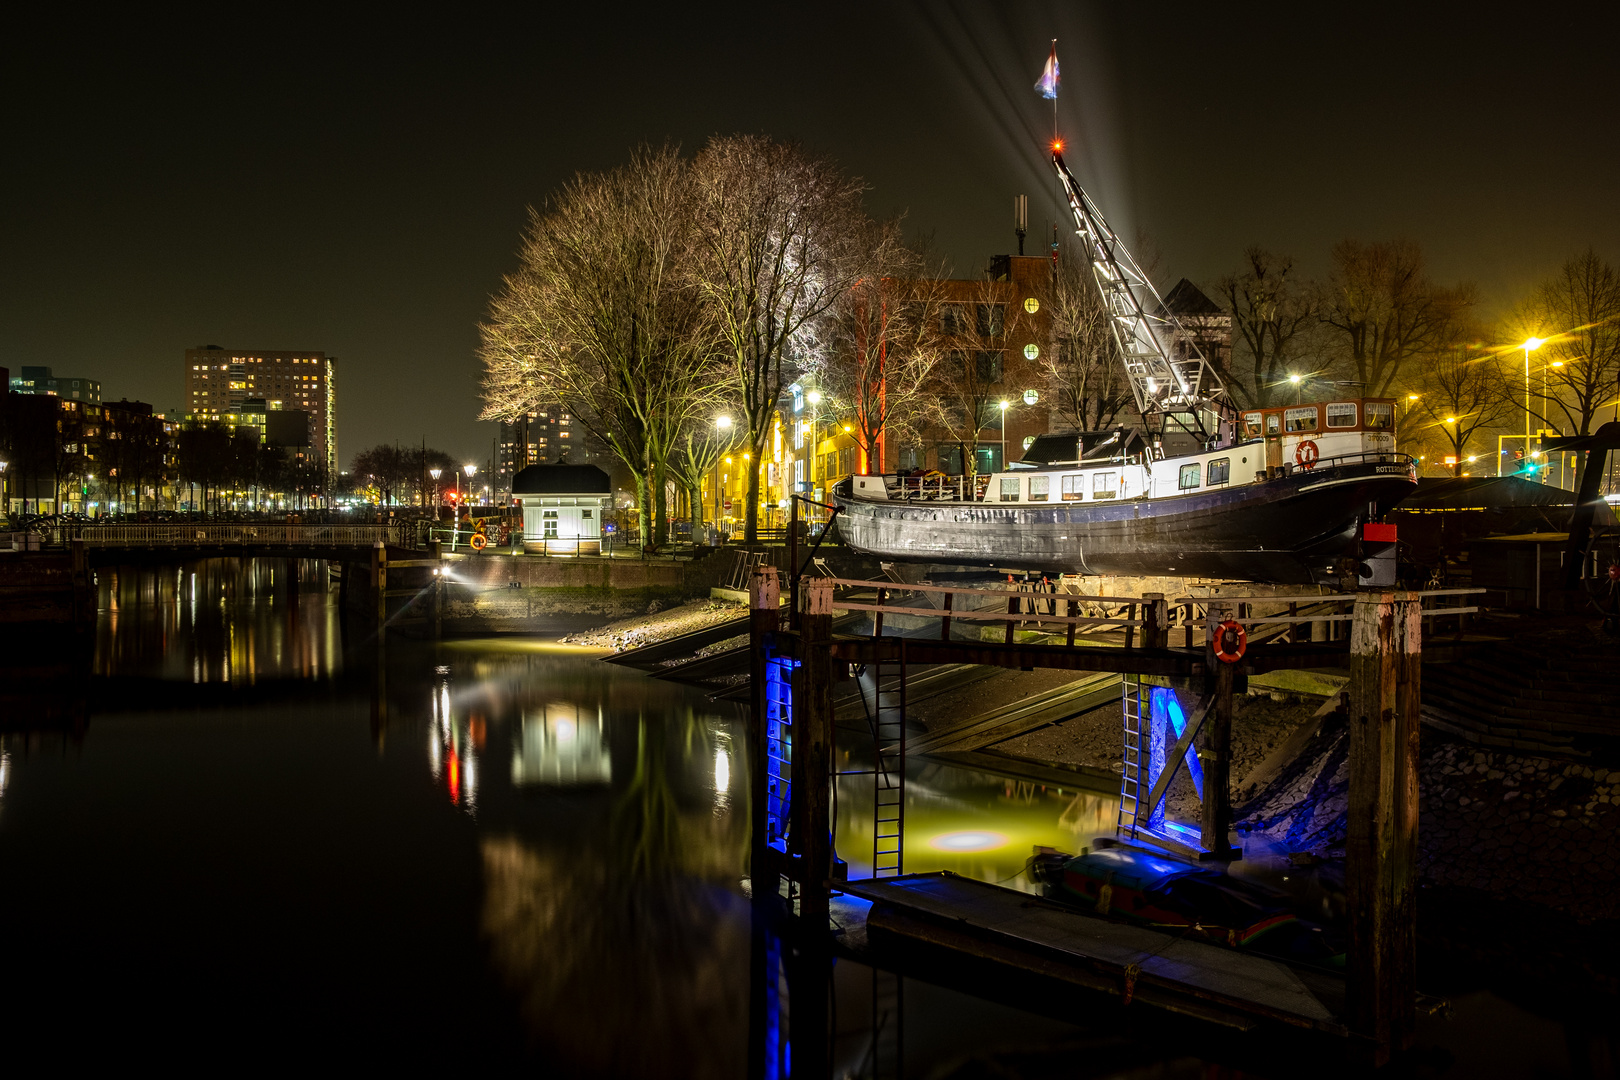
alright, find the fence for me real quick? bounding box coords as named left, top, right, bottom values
left=42, top=523, right=412, bottom=548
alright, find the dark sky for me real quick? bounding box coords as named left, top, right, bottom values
left=5, top=4, right=1617, bottom=466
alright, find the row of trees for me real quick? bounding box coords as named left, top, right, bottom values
left=349, top=443, right=458, bottom=507
left=1216, top=244, right=1620, bottom=475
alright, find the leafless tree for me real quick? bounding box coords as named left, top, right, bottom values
left=1513, top=248, right=1620, bottom=442
left=1321, top=239, right=1474, bottom=397
left=668, top=418, right=741, bottom=539
left=811, top=225, right=949, bottom=475
left=690, top=135, right=869, bottom=541
left=1410, top=322, right=1513, bottom=477
left=931, top=278, right=1021, bottom=476
left=1041, top=238, right=1133, bottom=430
left=480, top=146, right=723, bottom=548
left=1216, top=248, right=1322, bottom=408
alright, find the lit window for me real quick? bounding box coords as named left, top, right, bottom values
left=1326, top=403, right=1357, bottom=428
left=1284, top=407, right=1318, bottom=433
left=1178, top=464, right=1200, bottom=490
left=1207, top=458, right=1230, bottom=485
left=1094, top=472, right=1119, bottom=498
left=1028, top=476, right=1049, bottom=502
left=998, top=477, right=1020, bottom=502
left=1060, top=474, right=1083, bottom=501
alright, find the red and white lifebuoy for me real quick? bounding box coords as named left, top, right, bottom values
left=470, top=533, right=488, bottom=551
left=1212, top=620, right=1247, bottom=664
left=1294, top=440, right=1320, bottom=469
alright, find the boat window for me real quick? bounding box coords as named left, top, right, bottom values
left=1364, top=402, right=1394, bottom=430
left=1093, top=472, right=1118, bottom=499
left=1284, top=406, right=1318, bottom=433
left=1207, top=458, right=1230, bottom=485
left=998, top=477, right=1021, bottom=502
left=1243, top=412, right=1263, bottom=438
left=1178, top=464, right=1201, bottom=490
left=1266, top=413, right=1281, bottom=435
left=1326, top=402, right=1357, bottom=428
left=1028, top=476, right=1050, bottom=502
left=1060, top=474, right=1083, bottom=501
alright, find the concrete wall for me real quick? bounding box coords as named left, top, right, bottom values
left=439, top=551, right=734, bottom=621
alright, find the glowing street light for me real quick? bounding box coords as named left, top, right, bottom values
left=429, top=467, right=442, bottom=513
left=1523, top=337, right=1543, bottom=477
left=1288, top=373, right=1303, bottom=405
left=999, top=400, right=1010, bottom=470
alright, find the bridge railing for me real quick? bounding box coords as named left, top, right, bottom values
left=47, top=523, right=413, bottom=548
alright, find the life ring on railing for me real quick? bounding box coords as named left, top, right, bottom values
left=1294, top=440, right=1320, bottom=469
left=470, top=533, right=488, bottom=551
left=1212, top=620, right=1247, bottom=664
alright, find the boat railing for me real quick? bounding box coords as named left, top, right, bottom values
left=1296, top=449, right=1415, bottom=472
left=880, top=472, right=996, bottom=502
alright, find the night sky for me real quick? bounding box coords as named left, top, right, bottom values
left=5, top=4, right=1617, bottom=466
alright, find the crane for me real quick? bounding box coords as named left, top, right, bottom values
left=1051, top=144, right=1232, bottom=450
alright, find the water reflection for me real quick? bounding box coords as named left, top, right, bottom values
left=94, top=558, right=339, bottom=682
left=512, top=703, right=611, bottom=787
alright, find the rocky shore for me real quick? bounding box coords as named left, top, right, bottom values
left=556, top=598, right=745, bottom=652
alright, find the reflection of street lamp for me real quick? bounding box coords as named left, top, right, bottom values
left=998, top=400, right=1010, bottom=470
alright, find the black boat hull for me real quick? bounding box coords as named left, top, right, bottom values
left=832, top=459, right=1417, bottom=584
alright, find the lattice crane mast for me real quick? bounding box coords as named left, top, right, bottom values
left=1051, top=145, right=1231, bottom=448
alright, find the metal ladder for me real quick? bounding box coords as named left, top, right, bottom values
left=1117, top=674, right=1145, bottom=837
left=863, top=649, right=907, bottom=878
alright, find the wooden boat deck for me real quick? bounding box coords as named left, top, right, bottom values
left=840, top=871, right=1347, bottom=1035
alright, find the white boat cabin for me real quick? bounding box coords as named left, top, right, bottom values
left=849, top=398, right=1397, bottom=504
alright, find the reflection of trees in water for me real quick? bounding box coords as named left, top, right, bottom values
left=481, top=709, right=751, bottom=1077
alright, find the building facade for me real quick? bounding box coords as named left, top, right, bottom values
left=184, top=346, right=337, bottom=482
left=9, top=366, right=102, bottom=403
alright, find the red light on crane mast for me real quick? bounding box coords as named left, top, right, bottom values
left=1050, top=139, right=1065, bottom=153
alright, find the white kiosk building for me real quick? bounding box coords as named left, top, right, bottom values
left=511, top=463, right=612, bottom=554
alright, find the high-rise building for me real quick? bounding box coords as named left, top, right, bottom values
left=498, top=407, right=582, bottom=495
left=184, top=346, right=337, bottom=481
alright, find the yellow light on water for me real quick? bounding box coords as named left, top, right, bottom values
left=929, top=830, right=1008, bottom=853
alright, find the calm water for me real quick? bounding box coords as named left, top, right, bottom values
left=0, top=559, right=1596, bottom=1075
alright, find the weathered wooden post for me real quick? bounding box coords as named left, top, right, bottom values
left=1143, top=592, right=1168, bottom=650
left=431, top=540, right=444, bottom=639
left=748, top=564, right=781, bottom=897
left=70, top=538, right=91, bottom=629
left=1346, top=590, right=1421, bottom=1062
left=793, top=576, right=835, bottom=928
left=1200, top=602, right=1236, bottom=856
left=371, top=540, right=387, bottom=627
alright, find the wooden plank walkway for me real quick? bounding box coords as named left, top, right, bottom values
left=841, top=872, right=1347, bottom=1035
left=907, top=671, right=1122, bottom=756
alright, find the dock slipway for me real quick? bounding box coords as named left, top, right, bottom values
left=739, top=563, right=1490, bottom=1076
left=836, top=872, right=1346, bottom=1035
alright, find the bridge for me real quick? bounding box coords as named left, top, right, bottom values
left=15, top=522, right=417, bottom=564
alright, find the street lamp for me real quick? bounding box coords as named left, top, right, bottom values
left=806, top=391, right=822, bottom=513
left=714, top=417, right=732, bottom=526
left=429, top=467, right=442, bottom=515
left=1288, top=373, right=1303, bottom=405
left=1523, top=337, right=1543, bottom=478
left=998, top=400, right=1010, bottom=471
left=463, top=463, right=477, bottom=508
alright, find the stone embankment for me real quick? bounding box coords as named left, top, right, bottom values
left=557, top=599, right=745, bottom=652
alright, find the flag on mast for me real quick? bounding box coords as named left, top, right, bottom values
left=1035, top=41, right=1059, bottom=99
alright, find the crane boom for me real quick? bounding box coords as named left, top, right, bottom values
left=1051, top=147, right=1229, bottom=443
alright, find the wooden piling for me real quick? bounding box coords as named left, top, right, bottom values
left=1346, top=590, right=1420, bottom=1062
left=1200, top=603, right=1237, bottom=858
left=371, top=541, right=386, bottom=626
left=793, top=577, right=835, bottom=929
left=748, top=565, right=781, bottom=896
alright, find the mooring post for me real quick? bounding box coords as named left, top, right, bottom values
left=748, top=565, right=781, bottom=898
left=70, top=538, right=91, bottom=628
left=1201, top=603, right=1236, bottom=856
left=1143, top=592, right=1169, bottom=650
left=794, top=576, right=835, bottom=929
left=1346, top=590, right=1420, bottom=1062
left=370, top=541, right=386, bottom=627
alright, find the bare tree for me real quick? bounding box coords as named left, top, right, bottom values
left=1515, top=248, right=1620, bottom=441
left=1321, top=239, right=1474, bottom=397
left=1217, top=248, right=1321, bottom=408
left=691, top=135, right=869, bottom=541
left=1411, top=323, right=1513, bottom=477
left=932, top=278, right=1020, bottom=476
left=1042, top=238, right=1133, bottom=430
left=480, top=146, right=722, bottom=549
left=812, top=226, right=948, bottom=474
left=669, top=418, right=741, bottom=539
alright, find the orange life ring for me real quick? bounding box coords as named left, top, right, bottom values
left=1294, top=440, right=1319, bottom=469
left=470, top=533, right=488, bottom=551
left=1212, top=619, right=1247, bottom=664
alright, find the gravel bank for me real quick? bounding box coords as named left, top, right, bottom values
left=557, top=599, right=745, bottom=652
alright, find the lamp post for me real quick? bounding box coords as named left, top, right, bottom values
left=998, top=400, right=1009, bottom=471
left=1288, top=373, right=1303, bottom=405
left=0, top=461, right=7, bottom=522
left=429, top=467, right=442, bottom=518
left=714, top=416, right=731, bottom=530
left=806, top=390, right=821, bottom=520
left=1523, top=337, right=1543, bottom=479
left=463, top=464, right=477, bottom=510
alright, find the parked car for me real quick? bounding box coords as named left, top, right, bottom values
left=1027, top=845, right=1344, bottom=967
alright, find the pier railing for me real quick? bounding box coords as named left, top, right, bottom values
left=42, top=523, right=412, bottom=549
